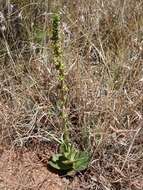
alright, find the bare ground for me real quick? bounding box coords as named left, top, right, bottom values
left=0, top=146, right=65, bottom=190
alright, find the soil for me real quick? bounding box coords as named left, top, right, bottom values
left=0, top=146, right=67, bottom=190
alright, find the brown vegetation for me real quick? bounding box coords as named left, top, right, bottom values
left=0, top=0, right=143, bottom=189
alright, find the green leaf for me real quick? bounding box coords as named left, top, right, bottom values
left=66, top=146, right=78, bottom=161
left=73, top=151, right=90, bottom=172
left=59, top=142, right=67, bottom=153
left=48, top=160, right=61, bottom=170
left=52, top=153, right=63, bottom=162
left=49, top=153, right=73, bottom=171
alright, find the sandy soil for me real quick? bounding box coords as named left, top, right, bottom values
left=0, top=147, right=65, bottom=190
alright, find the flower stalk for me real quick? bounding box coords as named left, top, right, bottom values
left=51, top=12, right=69, bottom=143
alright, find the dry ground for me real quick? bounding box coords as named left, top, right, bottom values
left=0, top=0, right=143, bottom=189
left=0, top=147, right=63, bottom=190
left=0, top=143, right=81, bottom=190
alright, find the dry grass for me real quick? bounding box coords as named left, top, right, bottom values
left=0, top=0, right=143, bottom=189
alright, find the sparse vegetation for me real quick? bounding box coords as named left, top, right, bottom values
left=0, top=0, right=143, bottom=189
